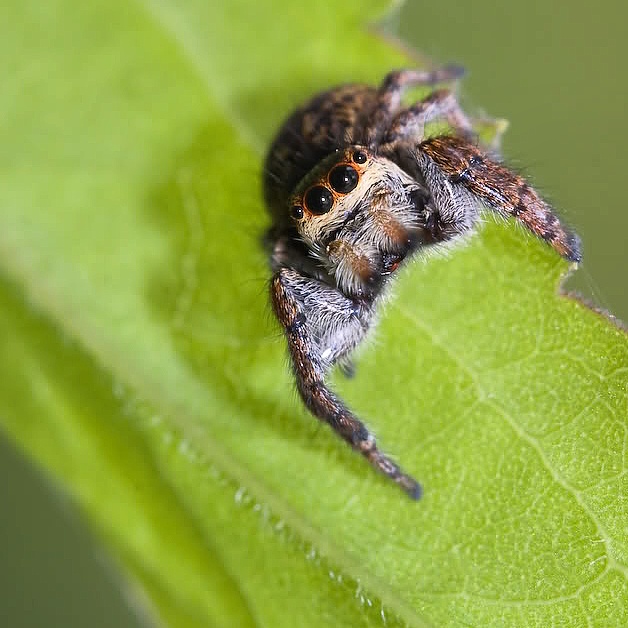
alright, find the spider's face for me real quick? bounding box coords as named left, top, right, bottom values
left=289, top=147, right=369, bottom=243
left=289, top=146, right=411, bottom=247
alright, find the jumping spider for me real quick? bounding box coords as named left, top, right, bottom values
left=263, top=66, right=581, bottom=499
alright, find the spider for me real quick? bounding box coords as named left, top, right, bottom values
left=262, top=66, right=581, bottom=499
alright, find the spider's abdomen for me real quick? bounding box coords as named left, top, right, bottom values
left=263, top=83, right=379, bottom=225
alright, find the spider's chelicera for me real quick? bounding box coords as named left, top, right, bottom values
left=262, top=66, right=581, bottom=499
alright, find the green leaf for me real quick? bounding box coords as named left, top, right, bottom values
left=1, top=1, right=627, bottom=627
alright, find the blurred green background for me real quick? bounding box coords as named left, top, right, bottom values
left=1, top=1, right=626, bottom=626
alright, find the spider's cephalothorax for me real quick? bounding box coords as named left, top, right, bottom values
left=263, top=66, right=581, bottom=499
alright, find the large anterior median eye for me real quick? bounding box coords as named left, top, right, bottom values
left=304, top=185, right=334, bottom=215
left=328, top=164, right=359, bottom=194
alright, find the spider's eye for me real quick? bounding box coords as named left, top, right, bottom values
left=291, top=205, right=304, bottom=220
left=328, top=165, right=359, bottom=194
left=352, top=150, right=367, bottom=164
left=304, top=186, right=334, bottom=215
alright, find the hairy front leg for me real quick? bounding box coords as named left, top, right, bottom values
left=271, top=268, right=422, bottom=499
left=419, top=135, right=582, bottom=261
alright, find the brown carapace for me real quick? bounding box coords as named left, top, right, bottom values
left=263, top=66, right=580, bottom=499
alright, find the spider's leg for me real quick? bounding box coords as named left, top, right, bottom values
left=271, top=267, right=422, bottom=499
left=381, top=89, right=474, bottom=147
left=419, top=135, right=582, bottom=261
left=338, top=358, right=356, bottom=379
left=365, top=65, right=465, bottom=146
